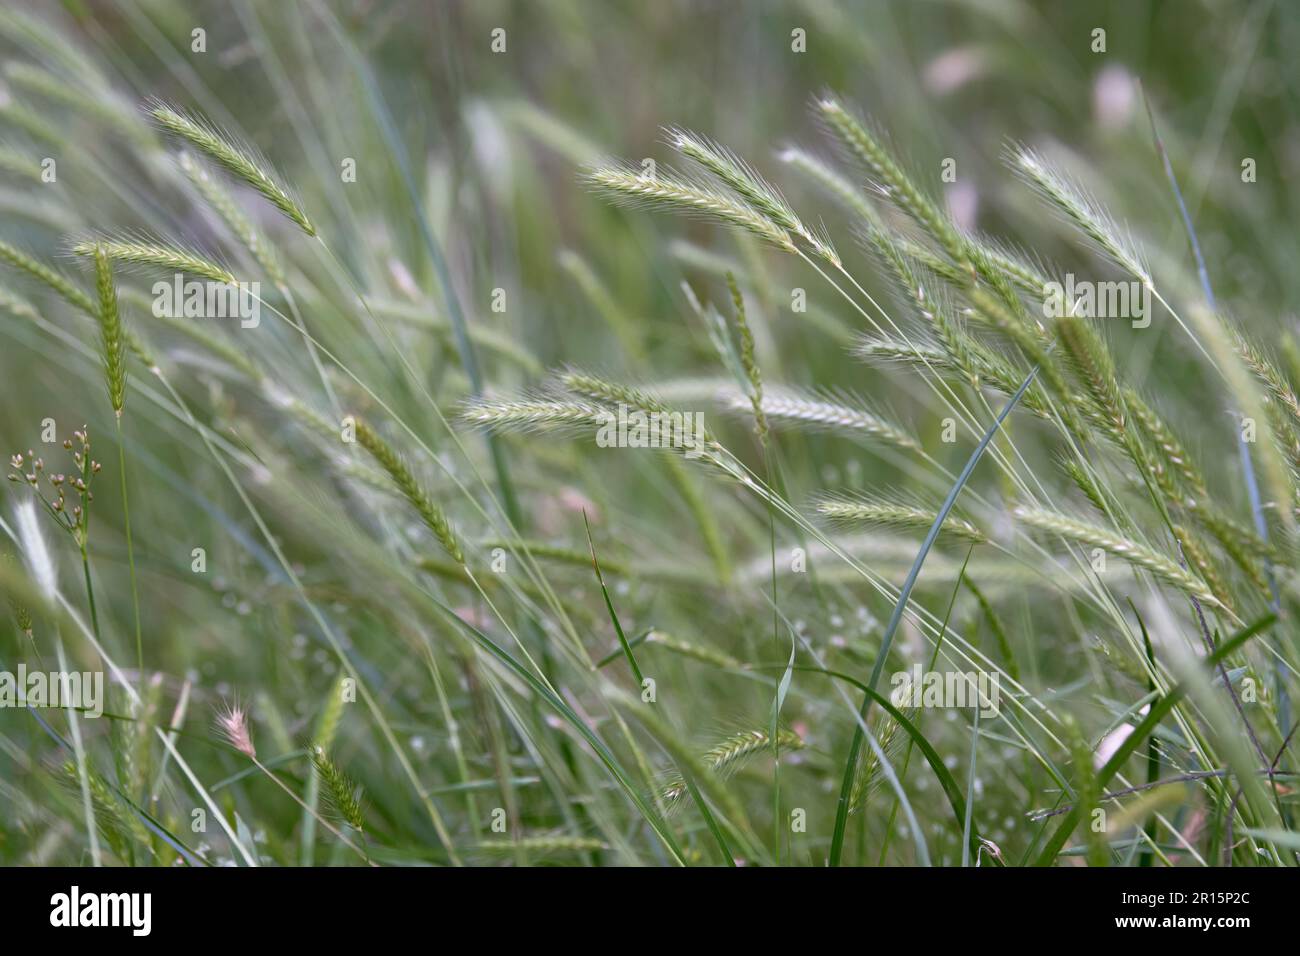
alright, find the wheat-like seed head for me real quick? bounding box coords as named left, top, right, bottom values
left=644, top=630, right=741, bottom=669
left=312, top=673, right=349, bottom=751
left=659, top=728, right=804, bottom=809
left=1008, top=144, right=1149, bottom=286
left=724, top=273, right=769, bottom=442
left=73, top=235, right=238, bottom=286
left=179, top=151, right=286, bottom=287
left=779, top=144, right=883, bottom=227
left=150, top=101, right=316, bottom=236
left=816, top=495, right=985, bottom=543
left=722, top=386, right=919, bottom=453
left=92, top=245, right=126, bottom=415
left=459, top=397, right=610, bottom=434
left=1013, top=506, right=1220, bottom=607
left=583, top=162, right=796, bottom=253
left=0, top=239, right=96, bottom=315
left=818, top=96, right=962, bottom=260
left=669, top=128, right=839, bottom=266
left=353, top=418, right=464, bottom=565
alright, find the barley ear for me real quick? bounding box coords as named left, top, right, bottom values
left=583, top=162, right=796, bottom=253
left=1009, top=144, right=1149, bottom=286
left=0, top=239, right=96, bottom=315
left=817, top=96, right=963, bottom=261
left=353, top=418, right=464, bottom=565
left=92, top=245, right=126, bottom=416
left=725, top=272, right=768, bottom=443
left=179, top=151, right=286, bottom=288
left=74, top=237, right=237, bottom=286
left=150, top=101, right=316, bottom=236
left=670, top=128, right=838, bottom=265
left=1013, top=506, right=1220, bottom=607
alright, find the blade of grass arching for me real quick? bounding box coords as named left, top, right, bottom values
left=791, top=665, right=998, bottom=865
left=1143, top=87, right=1289, bottom=737
left=829, top=367, right=1038, bottom=866
left=1033, top=613, right=1276, bottom=865
left=583, top=511, right=643, bottom=686
left=878, top=545, right=971, bottom=865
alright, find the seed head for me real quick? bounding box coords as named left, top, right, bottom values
left=215, top=700, right=256, bottom=758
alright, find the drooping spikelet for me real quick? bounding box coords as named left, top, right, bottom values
left=725, top=273, right=768, bottom=443
left=179, top=151, right=286, bottom=287
left=460, top=397, right=611, bottom=435
left=583, top=162, right=796, bottom=253
left=818, top=96, right=963, bottom=261
left=92, top=245, right=126, bottom=416
left=778, top=144, right=882, bottom=227
left=74, top=236, right=237, bottom=286
left=817, top=495, right=985, bottom=543
left=0, top=239, right=96, bottom=314
left=660, top=728, right=804, bottom=808
left=150, top=101, right=316, bottom=236
left=353, top=418, right=464, bottom=565
left=1013, top=507, right=1220, bottom=607
left=1009, top=144, right=1149, bottom=286
left=670, top=128, right=839, bottom=265
left=721, top=386, right=918, bottom=452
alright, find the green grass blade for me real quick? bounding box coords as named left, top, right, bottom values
left=828, top=367, right=1038, bottom=865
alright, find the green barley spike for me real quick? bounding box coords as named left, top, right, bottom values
left=726, top=272, right=768, bottom=443
left=151, top=102, right=316, bottom=236
left=93, top=245, right=126, bottom=416
left=354, top=418, right=464, bottom=564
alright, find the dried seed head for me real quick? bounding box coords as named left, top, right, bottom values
left=215, top=701, right=256, bottom=758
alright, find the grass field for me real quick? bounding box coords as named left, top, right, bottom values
left=1, top=0, right=1298, bottom=867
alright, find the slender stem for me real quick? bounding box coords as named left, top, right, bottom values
left=79, top=548, right=101, bottom=643
left=115, top=415, right=143, bottom=689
